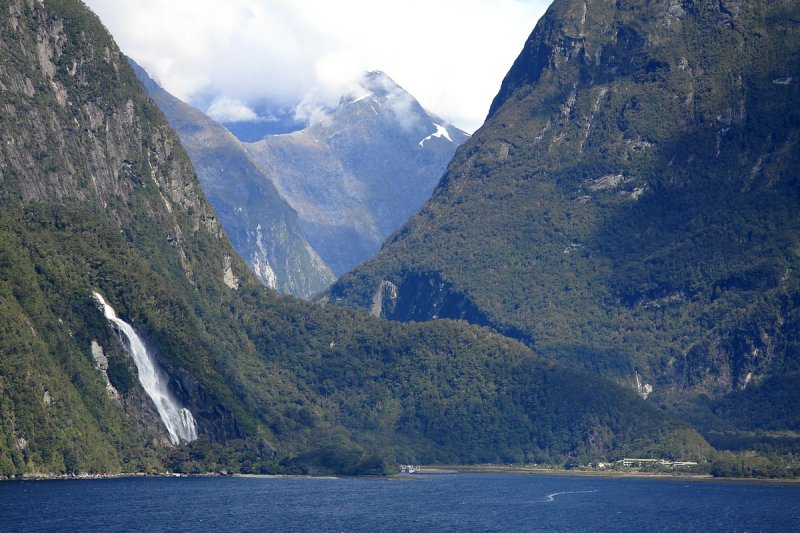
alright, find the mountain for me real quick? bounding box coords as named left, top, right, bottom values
left=0, top=0, right=708, bottom=477
left=128, top=60, right=334, bottom=299
left=245, top=71, right=470, bottom=276
left=328, top=0, right=800, bottom=438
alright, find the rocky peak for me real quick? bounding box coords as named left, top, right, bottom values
left=488, top=0, right=752, bottom=120
left=339, top=70, right=403, bottom=103
left=244, top=71, right=470, bottom=275
left=322, top=70, right=465, bottom=150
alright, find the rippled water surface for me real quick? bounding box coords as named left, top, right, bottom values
left=2, top=473, right=799, bottom=532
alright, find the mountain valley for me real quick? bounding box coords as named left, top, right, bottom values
left=0, top=0, right=719, bottom=478
left=129, top=60, right=334, bottom=298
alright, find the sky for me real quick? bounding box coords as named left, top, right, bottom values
left=84, top=0, right=551, bottom=133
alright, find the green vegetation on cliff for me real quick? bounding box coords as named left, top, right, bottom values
left=328, top=0, right=800, bottom=449
left=0, top=0, right=709, bottom=477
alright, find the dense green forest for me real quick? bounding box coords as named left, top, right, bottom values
left=0, top=202, right=712, bottom=475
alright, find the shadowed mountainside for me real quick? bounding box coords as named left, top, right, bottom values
left=328, top=0, right=800, bottom=437
left=130, top=60, right=334, bottom=298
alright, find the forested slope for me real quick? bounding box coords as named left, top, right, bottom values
left=0, top=0, right=708, bottom=476
left=328, top=0, right=800, bottom=435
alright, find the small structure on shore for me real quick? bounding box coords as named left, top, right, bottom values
left=617, top=458, right=698, bottom=468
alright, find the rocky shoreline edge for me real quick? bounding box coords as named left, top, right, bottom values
left=3, top=465, right=799, bottom=484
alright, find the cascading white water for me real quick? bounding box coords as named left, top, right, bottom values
left=92, top=292, right=198, bottom=444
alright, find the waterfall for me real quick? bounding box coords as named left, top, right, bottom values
left=92, top=292, right=198, bottom=444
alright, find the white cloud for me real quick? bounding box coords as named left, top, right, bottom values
left=84, top=0, right=551, bottom=133
left=206, top=97, right=266, bottom=123
left=374, top=75, right=424, bottom=132
left=293, top=89, right=335, bottom=126
left=293, top=71, right=424, bottom=131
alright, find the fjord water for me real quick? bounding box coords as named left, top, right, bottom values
left=93, top=292, right=198, bottom=444
left=2, top=474, right=798, bottom=532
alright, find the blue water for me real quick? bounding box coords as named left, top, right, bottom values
left=2, top=473, right=799, bottom=532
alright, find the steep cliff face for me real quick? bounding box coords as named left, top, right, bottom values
left=0, top=0, right=712, bottom=476
left=0, top=1, right=220, bottom=233
left=0, top=0, right=248, bottom=471
left=245, top=71, right=470, bottom=276
left=130, top=60, right=334, bottom=298
left=329, top=0, right=800, bottom=426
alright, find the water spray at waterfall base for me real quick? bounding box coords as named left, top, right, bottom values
left=93, top=292, right=198, bottom=444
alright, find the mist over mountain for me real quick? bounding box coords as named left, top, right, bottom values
left=129, top=60, right=334, bottom=298
left=328, top=0, right=800, bottom=448
left=245, top=71, right=471, bottom=276
left=217, top=108, right=306, bottom=142
left=0, top=0, right=709, bottom=478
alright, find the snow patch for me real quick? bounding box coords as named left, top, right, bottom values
left=419, top=123, right=453, bottom=147
left=351, top=91, right=373, bottom=103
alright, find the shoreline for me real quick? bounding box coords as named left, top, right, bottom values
left=3, top=466, right=799, bottom=484
left=408, top=464, right=800, bottom=485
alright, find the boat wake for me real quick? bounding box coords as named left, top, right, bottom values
left=543, top=489, right=599, bottom=502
